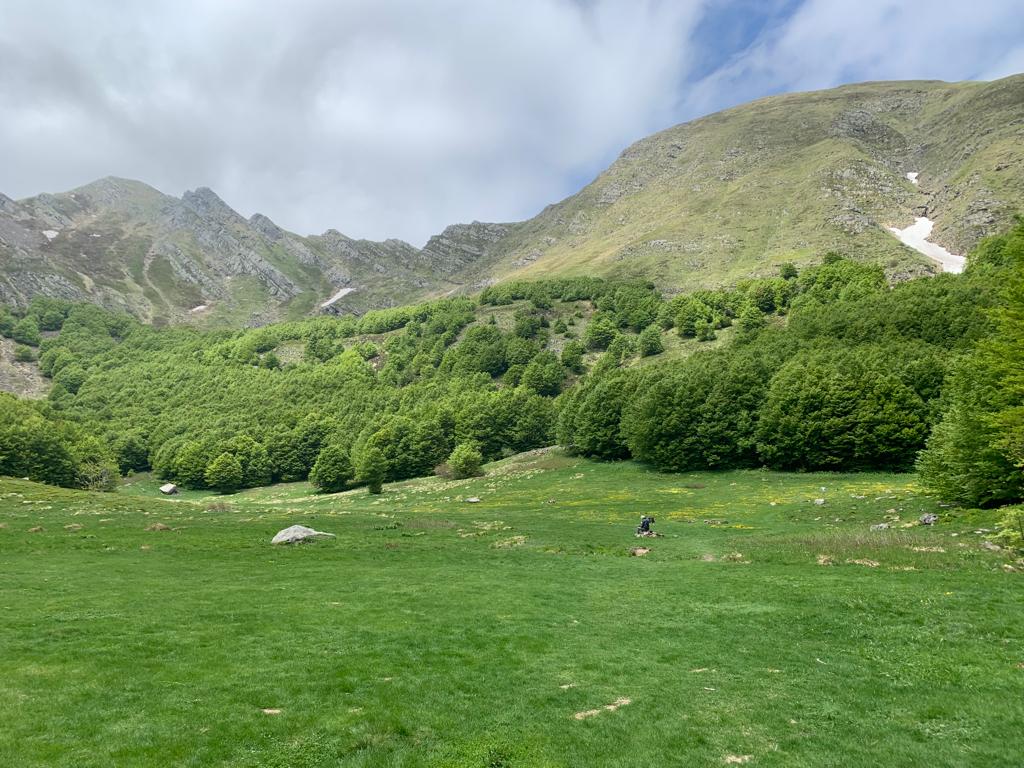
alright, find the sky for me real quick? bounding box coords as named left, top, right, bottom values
left=1, top=0, right=1022, bottom=245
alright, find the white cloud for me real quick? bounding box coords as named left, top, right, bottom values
left=0, top=0, right=704, bottom=244
left=0, top=1, right=1020, bottom=245
left=680, top=0, right=1024, bottom=118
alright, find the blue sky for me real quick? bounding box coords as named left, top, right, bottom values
left=1, top=0, right=1022, bottom=244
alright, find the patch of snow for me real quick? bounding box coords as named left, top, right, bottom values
left=887, top=217, right=965, bottom=274
left=320, top=286, right=355, bottom=308
left=189, top=304, right=208, bottom=313
left=906, top=172, right=919, bottom=185
left=91, top=233, right=102, bottom=238
left=42, top=230, right=58, bottom=241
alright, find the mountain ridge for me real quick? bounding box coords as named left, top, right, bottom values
left=2, top=75, right=1022, bottom=322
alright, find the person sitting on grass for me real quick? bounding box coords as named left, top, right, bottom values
left=636, top=516, right=655, bottom=536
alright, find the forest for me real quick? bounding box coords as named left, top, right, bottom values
left=1, top=219, right=1022, bottom=510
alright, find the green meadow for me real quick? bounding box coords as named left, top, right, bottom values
left=1, top=451, right=1021, bottom=767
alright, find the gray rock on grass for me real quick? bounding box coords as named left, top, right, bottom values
left=271, top=525, right=336, bottom=545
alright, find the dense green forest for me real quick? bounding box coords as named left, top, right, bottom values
left=1, top=220, right=1022, bottom=509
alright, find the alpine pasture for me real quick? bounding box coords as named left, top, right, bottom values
left=2, top=450, right=1020, bottom=767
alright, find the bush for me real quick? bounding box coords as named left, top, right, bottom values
left=309, top=444, right=353, bottom=493
left=12, top=317, right=41, bottom=347
left=448, top=443, right=484, bottom=479
left=561, top=340, right=585, bottom=373
left=13, top=345, right=36, bottom=362
left=584, top=315, right=617, bottom=350
left=994, top=508, right=1024, bottom=551
left=638, top=325, right=664, bottom=357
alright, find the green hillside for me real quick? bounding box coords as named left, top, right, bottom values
left=2, top=220, right=1022, bottom=512
left=462, top=76, right=1024, bottom=290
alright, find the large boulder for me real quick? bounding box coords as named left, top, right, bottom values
left=271, top=525, right=336, bottom=545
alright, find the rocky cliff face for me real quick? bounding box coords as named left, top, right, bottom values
left=0, top=178, right=457, bottom=322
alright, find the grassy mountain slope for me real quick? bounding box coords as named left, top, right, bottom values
left=457, top=75, right=1024, bottom=291
left=1, top=76, right=1020, bottom=321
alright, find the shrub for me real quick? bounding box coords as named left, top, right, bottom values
left=638, top=325, right=664, bottom=357
left=448, top=443, right=484, bottom=479
left=13, top=345, right=36, bottom=362
left=12, top=317, right=41, bottom=347
left=584, top=315, right=617, bottom=350
left=561, top=340, right=585, bottom=373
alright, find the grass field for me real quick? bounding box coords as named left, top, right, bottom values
left=1, top=451, right=1021, bottom=767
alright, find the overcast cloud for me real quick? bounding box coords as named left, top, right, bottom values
left=1, top=0, right=1021, bottom=244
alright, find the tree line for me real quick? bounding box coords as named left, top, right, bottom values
left=0, top=221, right=1021, bottom=509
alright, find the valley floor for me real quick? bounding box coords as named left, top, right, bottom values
left=1, top=452, right=1021, bottom=767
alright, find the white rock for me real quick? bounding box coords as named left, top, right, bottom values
left=271, top=525, right=336, bottom=545
left=466, top=497, right=481, bottom=503
left=159, top=483, right=178, bottom=495
left=814, top=498, right=826, bottom=506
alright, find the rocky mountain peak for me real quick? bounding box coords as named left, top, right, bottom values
left=249, top=212, right=285, bottom=241
left=181, top=186, right=236, bottom=220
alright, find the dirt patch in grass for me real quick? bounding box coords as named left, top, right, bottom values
left=721, top=552, right=749, bottom=563
left=574, top=697, right=632, bottom=720
left=493, top=535, right=527, bottom=549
